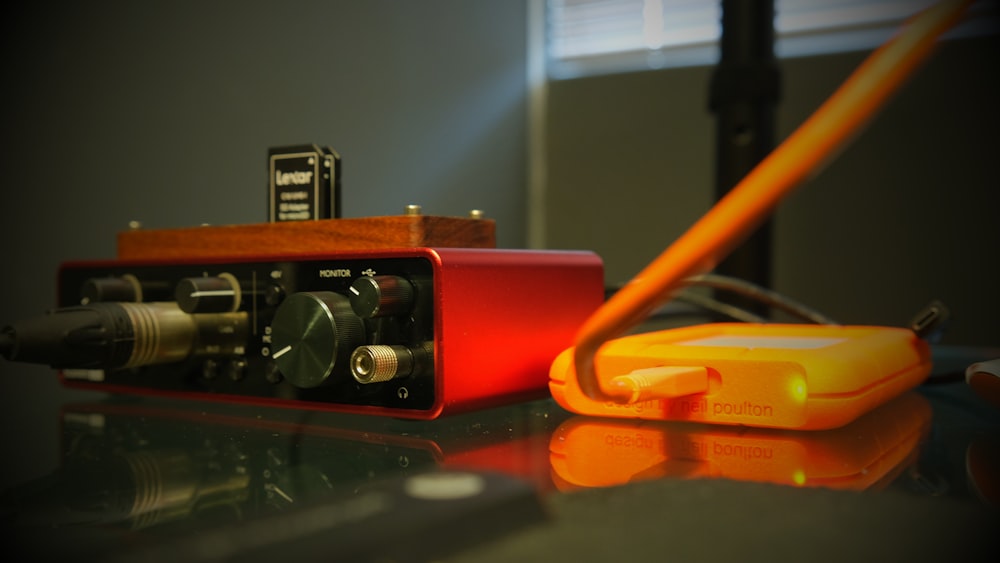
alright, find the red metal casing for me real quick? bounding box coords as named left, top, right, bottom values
left=428, top=248, right=603, bottom=417
left=58, top=247, right=604, bottom=419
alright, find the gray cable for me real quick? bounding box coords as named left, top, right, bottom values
left=682, top=273, right=838, bottom=325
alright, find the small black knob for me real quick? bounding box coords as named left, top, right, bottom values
left=264, top=283, right=286, bottom=307
left=348, top=275, right=415, bottom=318
left=81, top=275, right=142, bottom=303
left=175, top=274, right=241, bottom=314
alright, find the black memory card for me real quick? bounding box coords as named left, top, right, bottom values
left=268, top=144, right=342, bottom=221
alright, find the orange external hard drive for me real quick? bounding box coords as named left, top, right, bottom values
left=549, top=323, right=932, bottom=430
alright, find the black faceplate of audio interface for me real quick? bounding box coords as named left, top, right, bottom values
left=57, top=257, right=436, bottom=411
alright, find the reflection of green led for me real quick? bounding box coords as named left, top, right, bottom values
left=789, top=378, right=807, bottom=403
left=792, top=470, right=807, bottom=486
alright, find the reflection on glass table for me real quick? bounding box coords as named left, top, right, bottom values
left=1, top=358, right=999, bottom=561
left=0, top=398, right=564, bottom=561
left=550, top=392, right=932, bottom=491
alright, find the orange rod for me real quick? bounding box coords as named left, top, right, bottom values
left=573, top=0, right=973, bottom=401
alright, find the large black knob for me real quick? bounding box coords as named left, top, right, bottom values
left=348, top=275, right=415, bottom=318
left=175, top=274, right=241, bottom=314
left=269, top=292, right=364, bottom=388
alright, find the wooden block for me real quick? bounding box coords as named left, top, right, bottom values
left=117, top=215, right=496, bottom=260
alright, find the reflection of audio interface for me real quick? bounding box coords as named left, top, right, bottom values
left=4, top=400, right=551, bottom=560
left=2, top=248, right=603, bottom=418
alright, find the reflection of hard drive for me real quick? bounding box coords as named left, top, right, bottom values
left=268, top=144, right=341, bottom=221
left=549, top=391, right=932, bottom=491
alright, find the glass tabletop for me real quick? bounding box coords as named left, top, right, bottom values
left=2, top=346, right=999, bottom=562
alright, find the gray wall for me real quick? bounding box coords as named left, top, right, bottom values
left=0, top=0, right=528, bottom=486
left=545, top=34, right=1000, bottom=346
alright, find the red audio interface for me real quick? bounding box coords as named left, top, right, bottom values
left=3, top=247, right=604, bottom=418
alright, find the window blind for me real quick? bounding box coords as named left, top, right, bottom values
left=547, top=0, right=996, bottom=78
